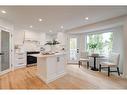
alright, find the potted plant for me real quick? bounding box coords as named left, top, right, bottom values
left=45, top=39, right=60, bottom=52
left=88, top=43, right=98, bottom=56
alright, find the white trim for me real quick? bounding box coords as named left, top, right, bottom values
left=37, top=72, right=66, bottom=84
left=84, top=26, right=122, bottom=35
left=14, top=65, right=26, bottom=70
left=0, top=68, right=11, bottom=76
left=0, top=27, right=13, bottom=75
left=67, top=34, right=80, bottom=63
left=67, top=15, right=126, bottom=34
left=68, top=22, right=124, bottom=34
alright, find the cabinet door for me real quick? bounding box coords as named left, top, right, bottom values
left=15, top=53, right=26, bottom=68
left=57, top=55, right=65, bottom=74
left=47, top=56, right=57, bottom=75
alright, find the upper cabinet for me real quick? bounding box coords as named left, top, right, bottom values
left=14, top=29, right=24, bottom=45
left=24, top=30, right=41, bottom=42
left=40, top=33, right=46, bottom=45
left=56, top=32, right=66, bottom=45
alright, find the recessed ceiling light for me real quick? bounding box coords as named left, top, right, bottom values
left=85, top=17, right=89, bottom=20
left=49, top=30, right=52, bottom=32
left=1, top=10, right=6, bottom=14
left=38, top=18, right=42, bottom=22
left=30, top=25, right=33, bottom=28
left=60, top=26, right=64, bottom=29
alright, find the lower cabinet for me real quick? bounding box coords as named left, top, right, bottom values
left=46, top=54, right=66, bottom=82
left=47, top=55, right=66, bottom=79
left=47, top=56, right=57, bottom=75
left=56, top=55, right=65, bottom=74
left=37, top=54, right=66, bottom=83
left=14, top=53, right=26, bottom=69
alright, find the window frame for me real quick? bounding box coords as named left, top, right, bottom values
left=85, top=31, right=114, bottom=55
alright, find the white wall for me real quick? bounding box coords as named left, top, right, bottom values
left=122, top=18, right=127, bottom=78
left=112, top=27, right=124, bottom=73
left=0, top=19, right=13, bottom=31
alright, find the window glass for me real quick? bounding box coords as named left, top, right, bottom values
left=86, top=32, right=113, bottom=56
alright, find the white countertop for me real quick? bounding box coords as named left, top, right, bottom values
left=31, top=52, right=66, bottom=58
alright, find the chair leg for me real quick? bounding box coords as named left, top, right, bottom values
left=87, top=61, right=89, bottom=69
left=108, top=67, right=110, bottom=76
left=99, top=64, right=101, bottom=72
left=117, top=67, right=120, bottom=76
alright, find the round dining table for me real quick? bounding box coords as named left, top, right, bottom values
left=88, top=55, right=105, bottom=71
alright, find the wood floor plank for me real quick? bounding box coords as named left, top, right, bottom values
left=0, top=64, right=127, bottom=89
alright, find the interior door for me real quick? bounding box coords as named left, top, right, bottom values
left=68, top=35, right=80, bottom=64
left=0, top=30, right=10, bottom=74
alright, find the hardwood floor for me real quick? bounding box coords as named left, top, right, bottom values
left=0, top=64, right=127, bottom=89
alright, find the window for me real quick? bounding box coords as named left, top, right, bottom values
left=86, top=32, right=113, bottom=56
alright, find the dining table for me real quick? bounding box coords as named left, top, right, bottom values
left=88, top=54, right=105, bottom=71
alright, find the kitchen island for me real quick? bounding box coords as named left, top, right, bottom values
left=32, top=52, right=67, bottom=83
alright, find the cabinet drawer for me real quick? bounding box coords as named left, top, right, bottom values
left=15, top=53, right=26, bottom=59
left=17, top=62, right=25, bottom=65
left=16, top=57, right=25, bottom=60
left=16, top=58, right=25, bottom=62
left=15, top=59, right=26, bottom=66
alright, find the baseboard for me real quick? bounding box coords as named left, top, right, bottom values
left=14, top=65, right=26, bottom=70
left=0, top=69, right=11, bottom=76
left=46, top=72, right=66, bottom=83
left=37, top=72, right=66, bottom=84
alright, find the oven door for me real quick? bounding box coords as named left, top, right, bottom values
left=27, top=55, right=37, bottom=65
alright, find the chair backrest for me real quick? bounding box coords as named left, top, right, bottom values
left=109, top=52, right=120, bottom=66
left=80, top=51, right=89, bottom=59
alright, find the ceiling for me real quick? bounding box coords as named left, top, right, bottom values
left=0, top=6, right=127, bottom=33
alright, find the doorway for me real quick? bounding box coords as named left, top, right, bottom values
left=68, top=35, right=80, bottom=64
left=0, top=30, right=11, bottom=75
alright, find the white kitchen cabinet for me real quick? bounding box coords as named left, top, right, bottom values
left=14, top=30, right=24, bottom=45
left=47, top=57, right=57, bottom=75
left=24, top=30, right=41, bottom=42
left=57, top=32, right=66, bottom=45
left=14, top=52, right=26, bottom=69
left=35, top=53, right=66, bottom=83
left=56, top=55, right=66, bottom=75
left=40, top=33, right=46, bottom=45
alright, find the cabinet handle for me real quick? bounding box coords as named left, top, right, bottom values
left=18, top=63, right=24, bottom=64
left=18, top=58, right=23, bottom=59
left=18, top=54, right=23, bottom=55
left=77, top=49, right=79, bottom=53
left=57, top=57, right=60, bottom=62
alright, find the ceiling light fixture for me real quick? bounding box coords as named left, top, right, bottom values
left=85, top=17, right=89, bottom=20
left=1, top=10, right=6, bottom=14
left=38, top=18, right=42, bottom=22
left=60, top=26, right=64, bottom=29
left=49, top=30, right=52, bottom=32
left=30, top=25, right=33, bottom=28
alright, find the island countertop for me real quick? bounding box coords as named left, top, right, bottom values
left=31, top=52, right=66, bottom=58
